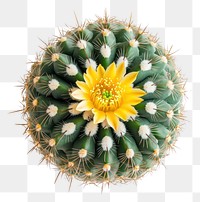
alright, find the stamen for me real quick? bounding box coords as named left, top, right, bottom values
left=91, top=77, right=124, bottom=112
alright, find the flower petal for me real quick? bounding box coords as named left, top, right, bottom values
left=71, top=89, right=90, bottom=100
left=76, top=100, right=93, bottom=111
left=86, top=66, right=98, bottom=81
left=92, top=108, right=106, bottom=124
left=116, top=61, right=126, bottom=80
left=114, top=105, right=137, bottom=121
left=76, top=81, right=90, bottom=93
left=106, top=111, right=120, bottom=131
left=124, top=96, right=143, bottom=105
left=83, top=73, right=93, bottom=88
left=127, top=88, right=146, bottom=97
left=121, top=71, right=139, bottom=86
left=114, top=108, right=127, bottom=121
left=97, top=64, right=105, bottom=79
left=104, top=62, right=116, bottom=79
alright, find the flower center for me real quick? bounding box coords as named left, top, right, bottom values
left=102, top=90, right=112, bottom=99
left=91, top=77, right=123, bottom=112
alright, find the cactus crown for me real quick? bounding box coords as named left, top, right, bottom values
left=22, top=14, right=185, bottom=187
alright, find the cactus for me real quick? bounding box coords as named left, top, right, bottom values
left=22, top=14, right=185, bottom=186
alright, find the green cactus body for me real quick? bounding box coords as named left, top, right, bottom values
left=23, top=15, right=185, bottom=186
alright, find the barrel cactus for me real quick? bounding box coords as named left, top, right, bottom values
left=23, top=14, right=185, bottom=186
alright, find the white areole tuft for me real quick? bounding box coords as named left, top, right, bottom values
left=78, top=149, right=87, bottom=158
left=101, top=29, right=111, bottom=36
left=129, top=39, right=139, bottom=47
left=125, top=26, right=133, bottom=32
left=138, top=125, right=151, bottom=139
left=85, top=121, right=98, bottom=136
left=76, top=39, right=87, bottom=49
left=143, top=81, right=157, bottom=93
left=69, top=87, right=79, bottom=100
left=48, top=79, right=60, bottom=91
left=100, top=44, right=111, bottom=58
left=126, top=148, right=135, bottom=159
left=128, top=113, right=138, bottom=120
left=145, top=102, right=157, bottom=115
left=61, top=122, right=76, bottom=136
left=33, top=76, right=40, bottom=84
left=150, top=41, right=157, bottom=47
left=167, top=109, right=174, bottom=119
left=117, top=56, right=128, bottom=68
left=161, top=56, right=168, bottom=64
left=46, top=105, right=58, bottom=117
left=66, top=64, right=78, bottom=76
left=115, top=122, right=126, bottom=137
left=101, top=136, right=113, bottom=151
left=140, top=60, right=152, bottom=71
left=101, top=119, right=110, bottom=129
left=59, top=37, right=66, bottom=42
left=83, top=110, right=94, bottom=121
left=51, top=53, right=59, bottom=62
left=85, top=58, right=97, bottom=70
left=68, top=103, right=82, bottom=115
left=103, top=164, right=111, bottom=172
left=167, top=80, right=174, bottom=90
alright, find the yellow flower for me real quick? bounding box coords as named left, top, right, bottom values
left=72, top=62, right=146, bottom=131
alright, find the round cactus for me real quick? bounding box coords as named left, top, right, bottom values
left=23, top=14, right=185, bottom=186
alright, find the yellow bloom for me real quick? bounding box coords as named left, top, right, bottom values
left=72, top=62, right=146, bottom=131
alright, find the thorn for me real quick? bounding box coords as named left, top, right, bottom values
left=27, top=142, right=39, bottom=154
left=38, top=37, right=48, bottom=46
left=9, top=109, right=24, bottom=114
left=128, top=13, right=133, bottom=27
left=101, top=182, right=104, bottom=194
left=74, top=11, right=80, bottom=28
left=15, top=123, right=27, bottom=126
left=68, top=175, right=73, bottom=191
left=25, top=133, right=31, bottom=139
left=54, top=171, right=61, bottom=184
left=39, top=156, right=46, bottom=165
